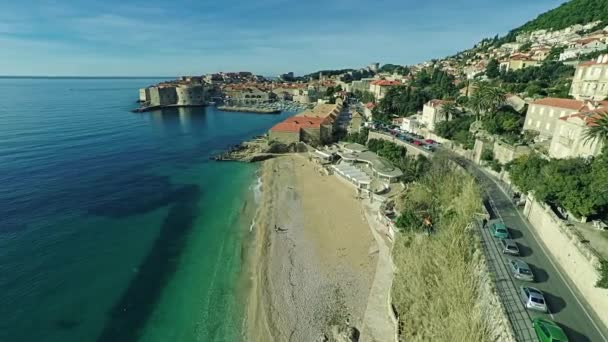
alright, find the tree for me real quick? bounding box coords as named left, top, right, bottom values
left=441, top=102, right=462, bottom=122
left=486, top=59, right=500, bottom=79
left=583, top=113, right=608, bottom=148
left=468, top=82, right=506, bottom=120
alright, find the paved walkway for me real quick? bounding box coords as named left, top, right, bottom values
left=359, top=201, right=398, bottom=342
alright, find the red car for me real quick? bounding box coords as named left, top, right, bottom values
left=413, top=140, right=424, bottom=146
left=424, top=139, right=437, bottom=145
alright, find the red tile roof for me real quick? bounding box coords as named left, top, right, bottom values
left=531, top=98, right=587, bottom=110
left=365, top=102, right=376, bottom=109
left=559, top=109, right=608, bottom=127
left=269, top=116, right=327, bottom=133
left=370, top=80, right=402, bottom=86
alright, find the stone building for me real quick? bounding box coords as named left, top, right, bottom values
left=176, top=84, right=206, bottom=106
left=500, top=54, right=540, bottom=72
left=570, top=55, right=608, bottom=101
left=268, top=102, right=343, bottom=145
left=149, top=86, right=178, bottom=106
left=369, top=80, right=401, bottom=100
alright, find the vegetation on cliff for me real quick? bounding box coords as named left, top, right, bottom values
left=392, top=157, right=505, bottom=341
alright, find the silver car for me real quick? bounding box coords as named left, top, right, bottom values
left=509, top=259, right=534, bottom=282
left=500, top=239, right=520, bottom=255
left=520, top=286, right=548, bottom=312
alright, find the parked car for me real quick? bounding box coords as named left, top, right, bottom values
left=509, top=259, right=534, bottom=282
left=412, top=140, right=423, bottom=146
left=520, top=286, right=548, bottom=313
left=500, top=239, right=520, bottom=255
left=532, top=318, right=568, bottom=342
left=424, top=139, right=437, bottom=145
left=423, top=145, right=435, bottom=152
left=490, top=222, right=510, bottom=239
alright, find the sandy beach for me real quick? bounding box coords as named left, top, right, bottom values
left=244, top=154, right=378, bottom=341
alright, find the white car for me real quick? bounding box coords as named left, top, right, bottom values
left=520, top=286, right=548, bottom=313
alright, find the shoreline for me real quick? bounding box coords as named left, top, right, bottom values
left=217, top=105, right=281, bottom=114
left=243, top=154, right=378, bottom=341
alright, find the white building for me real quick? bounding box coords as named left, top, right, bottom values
left=522, top=98, right=587, bottom=140
left=420, top=99, right=454, bottom=131
left=400, top=116, right=421, bottom=133
left=369, top=80, right=402, bottom=100
left=570, top=55, right=608, bottom=101
left=549, top=107, right=606, bottom=159
left=559, top=38, right=607, bottom=61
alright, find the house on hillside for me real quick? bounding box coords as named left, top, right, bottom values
left=369, top=80, right=402, bottom=100
left=570, top=55, right=608, bottom=101
left=559, top=38, right=607, bottom=61
left=500, top=54, right=540, bottom=72
left=420, top=99, right=455, bottom=131
left=523, top=97, right=589, bottom=140
left=363, top=102, right=376, bottom=120
left=549, top=108, right=606, bottom=159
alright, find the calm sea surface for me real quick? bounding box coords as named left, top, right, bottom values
left=0, top=78, right=292, bottom=341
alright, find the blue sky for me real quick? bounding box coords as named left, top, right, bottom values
left=0, top=0, right=566, bottom=76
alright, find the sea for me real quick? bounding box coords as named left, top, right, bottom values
left=0, top=78, right=294, bottom=342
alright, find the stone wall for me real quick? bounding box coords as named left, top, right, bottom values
left=269, top=130, right=300, bottom=144
left=493, top=141, right=531, bottom=165
left=523, top=196, right=608, bottom=328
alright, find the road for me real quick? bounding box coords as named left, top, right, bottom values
left=452, top=154, right=608, bottom=342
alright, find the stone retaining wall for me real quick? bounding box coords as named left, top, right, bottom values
left=523, top=196, right=608, bottom=328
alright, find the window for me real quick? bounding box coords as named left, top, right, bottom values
left=536, top=121, right=541, bottom=128
left=546, top=123, right=551, bottom=130
left=540, top=107, right=546, bottom=115
left=527, top=119, right=532, bottom=126
left=549, top=109, right=554, bottom=117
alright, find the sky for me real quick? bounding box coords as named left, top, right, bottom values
left=0, top=0, right=567, bottom=77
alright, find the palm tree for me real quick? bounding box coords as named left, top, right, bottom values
left=441, top=102, right=461, bottom=121
left=467, top=81, right=506, bottom=120
left=583, top=113, right=608, bottom=149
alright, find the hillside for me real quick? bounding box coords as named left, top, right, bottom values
left=515, top=0, right=608, bottom=33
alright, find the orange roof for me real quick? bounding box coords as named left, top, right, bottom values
left=559, top=109, right=608, bottom=127
left=365, top=102, right=376, bottom=109
left=531, top=98, right=587, bottom=110
left=370, top=80, right=401, bottom=86
left=270, top=116, right=326, bottom=133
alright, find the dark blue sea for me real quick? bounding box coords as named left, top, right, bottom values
left=0, top=78, right=292, bottom=341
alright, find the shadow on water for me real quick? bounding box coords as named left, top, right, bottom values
left=95, top=183, right=201, bottom=342
left=88, top=174, right=179, bottom=218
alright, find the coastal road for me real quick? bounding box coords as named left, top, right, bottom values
left=452, top=154, right=608, bottom=342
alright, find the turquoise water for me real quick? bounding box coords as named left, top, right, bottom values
left=0, top=78, right=293, bottom=341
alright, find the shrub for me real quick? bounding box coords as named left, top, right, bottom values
left=597, top=260, right=608, bottom=289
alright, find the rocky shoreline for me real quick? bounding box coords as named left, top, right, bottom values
left=212, top=137, right=308, bottom=162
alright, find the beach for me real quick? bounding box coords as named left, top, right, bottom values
left=245, top=154, right=378, bottom=341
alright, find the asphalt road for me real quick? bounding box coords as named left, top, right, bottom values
left=453, top=154, right=608, bottom=342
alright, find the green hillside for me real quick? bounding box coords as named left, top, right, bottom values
left=516, top=0, right=608, bottom=33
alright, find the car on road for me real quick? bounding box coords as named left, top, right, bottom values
left=500, top=239, right=520, bottom=255
left=520, top=286, right=548, bottom=312
left=490, top=222, right=510, bottom=239
left=509, top=259, right=534, bottom=282
left=532, top=318, right=568, bottom=342
left=412, top=140, right=423, bottom=146
left=424, top=139, right=438, bottom=145
left=422, top=144, right=435, bottom=152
